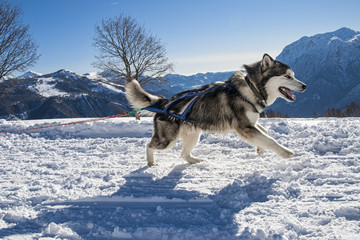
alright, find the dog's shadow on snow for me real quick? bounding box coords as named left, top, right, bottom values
left=0, top=164, right=277, bottom=239
left=110, top=164, right=203, bottom=200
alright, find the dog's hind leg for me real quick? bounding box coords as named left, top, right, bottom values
left=180, top=130, right=204, bottom=164
left=146, top=143, right=156, bottom=167
left=147, top=139, right=177, bottom=166
left=146, top=117, right=180, bottom=167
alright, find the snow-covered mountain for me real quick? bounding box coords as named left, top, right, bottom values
left=0, top=74, right=15, bottom=82
left=0, top=69, right=129, bottom=119
left=273, top=27, right=360, bottom=117
left=17, top=71, right=43, bottom=79
left=146, top=71, right=235, bottom=98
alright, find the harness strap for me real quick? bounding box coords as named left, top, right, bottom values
left=142, top=83, right=230, bottom=123
left=142, top=79, right=266, bottom=123
left=245, top=75, right=267, bottom=108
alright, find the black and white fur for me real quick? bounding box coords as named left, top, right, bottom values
left=125, top=54, right=307, bottom=166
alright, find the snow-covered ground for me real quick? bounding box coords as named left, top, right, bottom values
left=0, top=117, right=359, bottom=240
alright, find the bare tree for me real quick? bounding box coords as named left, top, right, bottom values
left=0, top=0, right=40, bottom=79
left=93, top=14, right=173, bottom=86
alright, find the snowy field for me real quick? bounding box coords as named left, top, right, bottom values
left=0, top=117, right=359, bottom=240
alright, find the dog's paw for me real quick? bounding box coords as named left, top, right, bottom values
left=147, top=162, right=159, bottom=167
left=256, top=147, right=265, bottom=156
left=279, top=149, right=294, bottom=159
left=185, top=157, right=205, bottom=164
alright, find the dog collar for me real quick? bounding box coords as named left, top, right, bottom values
left=245, top=75, right=267, bottom=109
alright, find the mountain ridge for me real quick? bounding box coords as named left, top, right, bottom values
left=0, top=69, right=129, bottom=119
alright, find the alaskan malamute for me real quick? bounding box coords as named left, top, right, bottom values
left=125, top=54, right=307, bottom=166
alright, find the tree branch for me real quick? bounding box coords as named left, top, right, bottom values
left=92, top=14, right=173, bottom=86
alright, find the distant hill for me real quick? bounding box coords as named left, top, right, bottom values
left=146, top=71, right=235, bottom=98
left=0, top=69, right=129, bottom=120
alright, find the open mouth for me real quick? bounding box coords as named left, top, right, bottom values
left=279, top=87, right=296, bottom=101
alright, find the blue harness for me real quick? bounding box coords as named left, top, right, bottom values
left=142, top=83, right=232, bottom=123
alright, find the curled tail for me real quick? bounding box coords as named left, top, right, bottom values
left=125, top=79, right=164, bottom=114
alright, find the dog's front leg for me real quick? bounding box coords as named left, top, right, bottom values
left=255, top=123, right=267, bottom=156
left=236, top=126, right=294, bottom=159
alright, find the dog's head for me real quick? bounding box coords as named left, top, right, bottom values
left=245, top=54, right=307, bottom=106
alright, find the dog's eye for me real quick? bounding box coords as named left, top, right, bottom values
left=285, top=75, right=292, bottom=79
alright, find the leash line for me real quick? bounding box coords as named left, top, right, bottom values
left=0, top=109, right=141, bottom=134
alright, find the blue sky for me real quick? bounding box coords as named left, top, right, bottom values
left=15, top=0, right=360, bottom=76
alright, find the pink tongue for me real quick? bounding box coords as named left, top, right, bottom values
left=285, top=88, right=296, bottom=100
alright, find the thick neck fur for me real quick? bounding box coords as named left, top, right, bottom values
left=243, top=61, right=269, bottom=105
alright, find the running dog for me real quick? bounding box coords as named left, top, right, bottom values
left=125, top=54, right=307, bottom=166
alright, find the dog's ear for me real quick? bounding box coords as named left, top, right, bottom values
left=261, top=54, right=274, bottom=72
